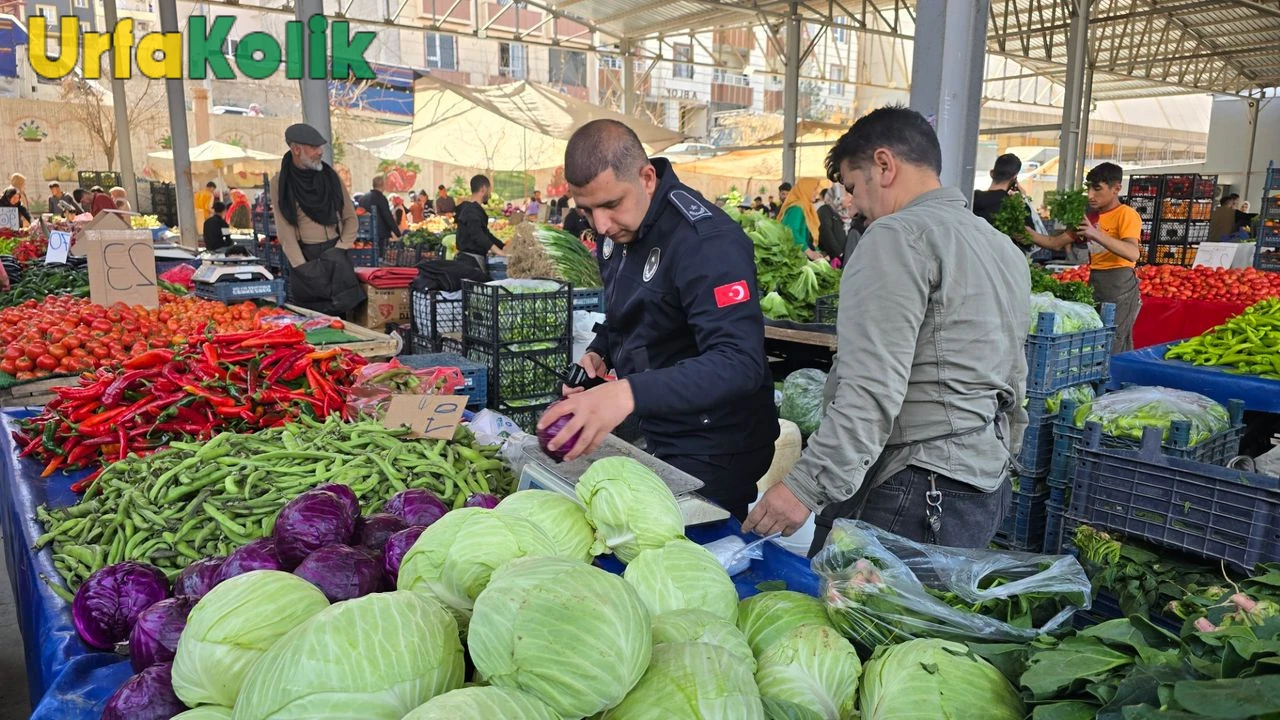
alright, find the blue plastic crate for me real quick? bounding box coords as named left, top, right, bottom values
left=572, top=287, right=605, bottom=313
left=1068, top=424, right=1280, bottom=571
left=399, top=353, right=488, bottom=409
left=1071, top=590, right=1182, bottom=632
left=488, top=257, right=508, bottom=280
left=357, top=214, right=376, bottom=242
left=1042, top=488, right=1075, bottom=555
left=994, top=486, right=1051, bottom=552
left=349, top=246, right=378, bottom=268
left=1017, top=394, right=1059, bottom=478
left=1025, top=303, right=1116, bottom=396
left=1048, top=397, right=1245, bottom=489
left=193, top=278, right=286, bottom=305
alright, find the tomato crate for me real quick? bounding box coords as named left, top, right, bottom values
left=399, top=353, right=487, bottom=409
left=1124, top=196, right=1158, bottom=221
left=1024, top=302, right=1116, bottom=396
left=494, top=397, right=559, bottom=433
left=410, top=288, right=462, bottom=354
left=994, top=485, right=1051, bottom=552
left=815, top=294, right=839, bottom=325
left=1161, top=174, right=1217, bottom=200
left=572, top=287, right=605, bottom=313
left=1127, top=176, right=1163, bottom=198
left=1067, top=424, right=1279, bottom=572
left=466, top=340, right=571, bottom=406
left=1145, top=243, right=1199, bottom=267
left=1048, top=397, right=1245, bottom=489
left=348, top=246, right=379, bottom=268
left=462, top=279, right=572, bottom=350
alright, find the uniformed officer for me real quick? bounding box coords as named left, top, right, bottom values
left=538, top=119, right=779, bottom=520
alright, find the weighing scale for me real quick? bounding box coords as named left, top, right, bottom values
left=192, top=254, right=286, bottom=305
left=515, top=435, right=731, bottom=526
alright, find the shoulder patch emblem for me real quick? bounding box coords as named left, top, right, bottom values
left=602, top=236, right=614, bottom=259
left=669, top=189, right=712, bottom=223
left=643, top=247, right=661, bottom=282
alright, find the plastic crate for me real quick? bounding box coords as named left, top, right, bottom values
left=1145, top=243, right=1199, bottom=267
left=1162, top=174, right=1217, bottom=200
left=466, top=340, right=571, bottom=406
left=399, top=353, right=488, bottom=409
left=1017, top=393, right=1065, bottom=478
left=194, top=278, right=286, bottom=305
left=572, top=287, right=605, bottom=313
left=438, top=336, right=465, bottom=355
left=410, top=288, right=462, bottom=354
left=1049, top=397, right=1245, bottom=489
left=1067, top=424, right=1278, bottom=571
left=494, top=397, right=558, bottom=433
left=1257, top=249, right=1280, bottom=272
left=1024, top=303, right=1116, bottom=396
left=994, top=486, right=1051, bottom=552
left=488, top=257, right=508, bottom=280
left=1072, top=590, right=1182, bottom=632
left=815, top=294, right=839, bottom=325
left=462, top=279, right=571, bottom=349
left=1158, top=198, right=1212, bottom=222
left=381, top=240, right=421, bottom=267
left=349, top=246, right=378, bottom=268
left=1124, top=196, right=1157, bottom=221
left=356, top=214, right=375, bottom=242
left=1127, top=176, right=1163, bottom=198
left=1042, top=488, right=1075, bottom=555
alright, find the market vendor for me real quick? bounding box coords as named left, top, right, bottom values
left=743, top=106, right=1030, bottom=551
left=538, top=119, right=779, bottom=521
left=269, top=123, right=358, bottom=268
left=454, top=174, right=507, bottom=278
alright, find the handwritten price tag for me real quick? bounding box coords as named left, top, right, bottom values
left=0, top=207, right=18, bottom=230
left=82, top=229, right=159, bottom=308
left=45, top=230, right=71, bottom=265
left=383, top=394, right=468, bottom=439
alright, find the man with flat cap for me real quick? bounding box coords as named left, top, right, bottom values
left=270, top=123, right=364, bottom=313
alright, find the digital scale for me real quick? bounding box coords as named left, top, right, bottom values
left=192, top=254, right=286, bottom=305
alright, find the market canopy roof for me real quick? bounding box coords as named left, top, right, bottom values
left=145, top=141, right=280, bottom=184
left=669, top=121, right=846, bottom=180
left=353, top=76, right=685, bottom=172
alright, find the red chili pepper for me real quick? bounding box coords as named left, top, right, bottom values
left=65, top=442, right=99, bottom=468
left=203, top=343, right=219, bottom=367
left=70, top=468, right=103, bottom=494
left=218, top=350, right=260, bottom=364
left=117, top=426, right=129, bottom=462
left=123, top=349, right=175, bottom=370
left=40, top=454, right=64, bottom=478
left=77, top=405, right=133, bottom=435
left=102, top=368, right=162, bottom=406
left=56, top=381, right=108, bottom=401
left=183, top=385, right=235, bottom=407
left=281, top=355, right=313, bottom=382
left=235, top=325, right=306, bottom=349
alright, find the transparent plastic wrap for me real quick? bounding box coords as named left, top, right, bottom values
left=344, top=360, right=464, bottom=419
left=1071, top=386, right=1230, bottom=445
left=811, top=520, right=1090, bottom=648
left=1029, top=291, right=1103, bottom=335
left=1024, top=382, right=1096, bottom=416
left=779, top=368, right=828, bottom=436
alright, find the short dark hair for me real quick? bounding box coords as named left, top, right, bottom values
left=1221, top=193, right=1240, bottom=206
left=212, top=200, right=226, bottom=213
left=72, top=188, right=88, bottom=202
left=820, top=188, right=829, bottom=200
left=779, top=182, right=792, bottom=192
left=565, top=119, right=649, bottom=186
left=206, top=181, right=217, bottom=189
left=437, top=185, right=446, bottom=190
left=991, top=153, right=1022, bottom=183
left=825, top=104, right=942, bottom=180
left=1086, top=162, right=1123, bottom=187
left=470, top=175, right=490, bottom=193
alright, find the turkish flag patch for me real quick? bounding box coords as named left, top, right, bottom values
left=714, top=280, right=751, bottom=308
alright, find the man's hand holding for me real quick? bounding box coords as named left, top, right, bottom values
left=537, top=378, right=634, bottom=462
left=742, top=481, right=812, bottom=537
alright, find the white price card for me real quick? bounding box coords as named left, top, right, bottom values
left=45, top=230, right=71, bottom=265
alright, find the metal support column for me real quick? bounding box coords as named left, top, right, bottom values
left=621, top=40, right=636, bottom=116
left=782, top=3, right=801, bottom=183
left=907, top=0, right=989, bottom=199
left=297, top=0, right=334, bottom=165
left=1243, top=97, right=1260, bottom=200
left=1076, top=62, right=1094, bottom=182
left=1058, top=0, right=1090, bottom=191
left=157, top=0, right=196, bottom=243
left=102, top=0, right=138, bottom=208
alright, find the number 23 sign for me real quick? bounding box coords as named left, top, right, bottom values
left=82, top=229, right=159, bottom=309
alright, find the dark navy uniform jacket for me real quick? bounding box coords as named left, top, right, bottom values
left=587, top=158, right=779, bottom=457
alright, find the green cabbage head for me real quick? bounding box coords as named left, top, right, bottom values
left=601, top=642, right=765, bottom=720
left=575, top=457, right=685, bottom=562
left=652, top=609, right=755, bottom=670
left=859, top=638, right=1024, bottom=720
left=231, top=591, right=464, bottom=719
left=624, top=539, right=738, bottom=622
left=172, top=570, right=329, bottom=708
left=469, top=556, right=652, bottom=718
left=396, top=507, right=559, bottom=619
left=737, top=590, right=833, bottom=657
left=495, top=489, right=596, bottom=562
left=172, top=708, right=231, bottom=720
left=401, top=686, right=559, bottom=719
left=755, top=625, right=861, bottom=720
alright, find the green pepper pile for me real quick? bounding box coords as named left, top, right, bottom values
left=0, top=264, right=89, bottom=308
left=1165, top=297, right=1280, bottom=379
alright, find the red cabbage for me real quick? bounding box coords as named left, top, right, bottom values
left=128, top=596, right=198, bottom=672
left=172, top=557, right=225, bottom=599
left=72, top=562, right=170, bottom=651
left=382, top=526, right=426, bottom=587
left=354, top=513, right=408, bottom=559
left=314, top=482, right=361, bottom=519
left=101, top=662, right=186, bottom=720
left=537, top=401, right=580, bottom=463
left=273, top=490, right=357, bottom=568
left=216, top=538, right=284, bottom=583
left=382, top=489, right=448, bottom=527
left=464, top=493, right=501, bottom=509
left=293, top=544, right=382, bottom=602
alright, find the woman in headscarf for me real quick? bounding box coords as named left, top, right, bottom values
left=225, top=189, right=252, bottom=228
left=391, top=194, right=408, bottom=230
left=9, top=173, right=30, bottom=208
left=777, top=177, right=821, bottom=251
left=1, top=186, right=32, bottom=228
left=816, top=185, right=848, bottom=259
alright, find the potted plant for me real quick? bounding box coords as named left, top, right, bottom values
left=18, top=120, right=47, bottom=143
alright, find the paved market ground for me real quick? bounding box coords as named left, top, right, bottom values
left=0, top=536, right=31, bottom=719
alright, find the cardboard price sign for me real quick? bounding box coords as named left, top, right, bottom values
left=45, top=230, right=71, bottom=265
left=82, top=229, right=159, bottom=308
left=383, top=394, right=468, bottom=439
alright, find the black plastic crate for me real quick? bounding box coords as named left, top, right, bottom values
left=466, top=341, right=571, bottom=406
left=438, top=336, right=465, bottom=355
left=381, top=240, right=421, bottom=267
left=572, top=288, right=605, bottom=314
left=349, top=246, right=378, bottom=268
left=1162, top=174, right=1217, bottom=200
left=1124, top=196, right=1157, bottom=221
left=815, top=294, right=839, bottom=325
left=1049, top=397, right=1245, bottom=489
left=1145, top=242, right=1199, bottom=267
left=1068, top=424, right=1278, bottom=571
left=1025, top=303, right=1116, bottom=396
left=194, top=278, right=286, bottom=306
left=410, top=288, right=463, bottom=354
left=1127, top=176, right=1163, bottom=198
left=994, top=486, right=1051, bottom=552
left=462, top=279, right=571, bottom=349
left=399, top=353, right=488, bottom=409
left=356, top=214, right=376, bottom=242
left=1257, top=248, right=1280, bottom=272
left=1139, top=220, right=1153, bottom=245
left=494, top=397, right=559, bottom=433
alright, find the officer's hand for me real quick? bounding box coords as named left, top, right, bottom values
left=563, top=352, right=607, bottom=397
left=537, top=379, right=634, bottom=462
left=742, top=481, right=811, bottom=537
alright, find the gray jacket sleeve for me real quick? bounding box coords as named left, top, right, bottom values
left=782, top=220, right=934, bottom=513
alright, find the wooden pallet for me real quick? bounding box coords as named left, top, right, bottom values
left=0, top=375, right=77, bottom=409
left=284, top=304, right=399, bottom=359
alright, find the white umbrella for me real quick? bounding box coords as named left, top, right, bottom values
left=145, top=140, right=280, bottom=186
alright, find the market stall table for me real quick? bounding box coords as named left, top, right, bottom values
left=1132, top=296, right=1252, bottom=349
left=1110, top=343, right=1280, bottom=414
left=0, top=408, right=818, bottom=719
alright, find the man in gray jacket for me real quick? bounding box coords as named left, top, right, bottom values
left=744, top=105, right=1031, bottom=551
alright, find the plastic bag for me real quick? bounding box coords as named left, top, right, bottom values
left=1072, top=386, right=1230, bottom=445
left=812, top=520, right=1091, bottom=648
left=1023, top=382, right=1097, bottom=415
left=344, top=360, right=464, bottom=419
left=779, top=368, right=827, bottom=436
left=1029, top=292, right=1103, bottom=335
left=158, top=263, right=197, bottom=290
